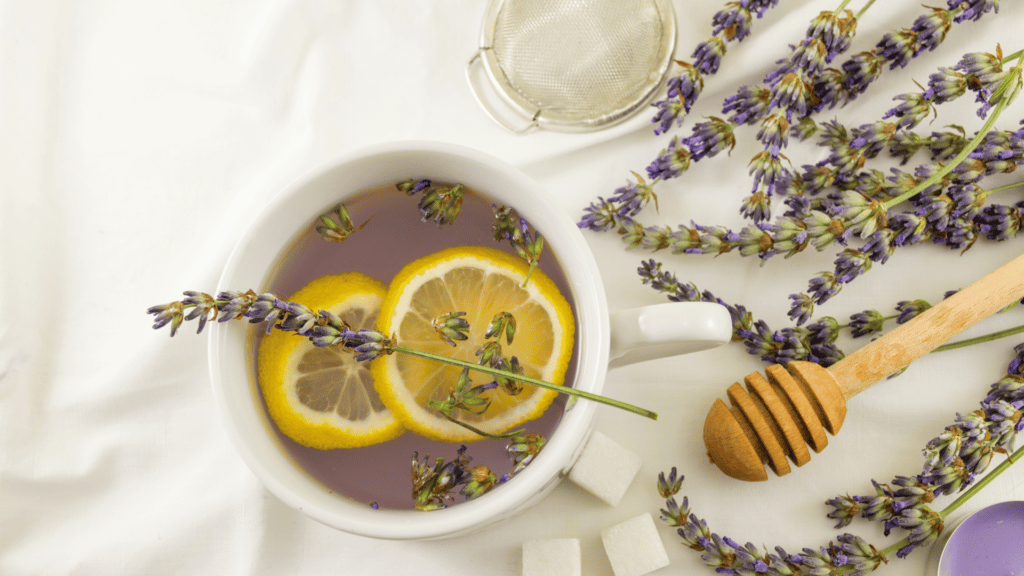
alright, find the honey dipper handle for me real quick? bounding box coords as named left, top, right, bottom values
left=829, top=251, right=1024, bottom=400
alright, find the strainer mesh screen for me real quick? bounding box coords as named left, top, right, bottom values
left=491, top=0, right=666, bottom=122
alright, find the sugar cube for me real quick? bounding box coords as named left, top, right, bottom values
left=567, top=430, right=642, bottom=506
left=522, top=538, right=581, bottom=576
left=601, top=513, right=670, bottom=576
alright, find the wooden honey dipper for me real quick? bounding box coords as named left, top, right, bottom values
left=703, top=252, right=1024, bottom=482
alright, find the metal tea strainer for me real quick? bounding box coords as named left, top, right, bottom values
left=466, top=0, right=677, bottom=133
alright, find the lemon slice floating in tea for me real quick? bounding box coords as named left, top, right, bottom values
left=372, top=246, right=575, bottom=443
left=257, top=272, right=404, bottom=449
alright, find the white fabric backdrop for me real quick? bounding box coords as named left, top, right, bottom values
left=2, top=1, right=1023, bottom=574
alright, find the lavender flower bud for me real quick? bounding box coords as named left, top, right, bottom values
left=578, top=198, right=621, bottom=232
left=712, top=4, right=753, bottom=41
left=695, top=223, right=740, bottom=255
left=246, top=294, right=286, bottom=334
left=924, top=66, right=967, bottom=103
left=722, top=85, right=771, bottom=125
left=929, top=127, right=969, bottom=161
left=484, top=311, right=516, bottom=345
left=658, top=467, right=684, bottom=498
left=418, top=183, right=464, bottom=226
left=951, top=0, right=999, bottom=23
left=769, top=70, right=813, bottom=119
left=507, top=433, right=545, bottom=473
left=685, top=117, right=737, bottom=161
left=651, top=95, right=688, bottom=136
left=348, top=329, right=396, bottom=361
left=181, top=291, right=217, bottom=335
left=396, top=178, right=431, bottom=195
left=771, top=216, right=809, bottom=258
left=830, top=190, right=887, bottom=238
left=835, top=533, right=886, bottom=573
left=1009, top=343, right=1024, bottom=376
left=276, top=301, right=317, bottom=335
left=825, top=495, right=860, bottom=528
left=842, top=51, right=884, bottom=97
left=787, top=293, right=814, bottom=325
left=889, top=213, right=929, bottom=246
left=309, top=325, right=347, bottom=348
left=607, top=175, right=657, bottom=219
left=877, top=29, right=918, bottom=70
left=913, top=6, right=954, bottom=52
left=895, top=299, right=932, bottom=324
left=803, top=210, right=845, bottom=250
left=988, top=374, right=1024, bottom=403
left=660, top=496, right=690, bottom=527
left=893, top=505, right=944, bottom=555
left=647, top=135, right=692, bottom=180
left=978, top=202, right=1023, bottom=241
left=692, top=36, right=727, bottom=75
left=808, top=272, right=842, bottom=305
left=883, top=92, right=934, bottom=130
left=460, top=465, right=497, bottom=500
left=805, top=10, right=856, bottom=63
left=739, top=188, right=774, bottom=223
left=432, top=311, right=470, bottom=347
left=147, top=301, right=185, bottom=336
left=217, top=290, right=257, bottom=322
left=849, top=310, right=885, bottom=338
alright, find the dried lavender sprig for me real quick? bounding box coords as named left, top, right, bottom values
left=650, top=0, right=783, bottom=135
left=147, top=291, right=659, bottom=420
left=583, top=1, right=1001, bottom=237
left=744, top=7, right=859, bottom=222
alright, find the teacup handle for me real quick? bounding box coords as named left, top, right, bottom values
left=608, top=302, right=732, bottom=368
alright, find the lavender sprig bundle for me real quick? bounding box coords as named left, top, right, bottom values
left=631, top=45, right=1024, bottom=328
left=580, top=3, right=1022, bottom=326
left=657, top=342, right=1024, bottom=574
left=824, top=342, right=1024, bottom=559
left=580, top=0, right=998, bottom=235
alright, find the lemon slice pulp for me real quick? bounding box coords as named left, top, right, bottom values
left=257, top=272, right=404, bottom=449
left=372, top=246, right=575, bottom=443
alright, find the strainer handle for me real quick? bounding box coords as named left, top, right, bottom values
left=465, top=50, right=538, bottom=134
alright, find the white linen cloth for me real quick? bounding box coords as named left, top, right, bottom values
left=2, top=1, right=1023, bottom=574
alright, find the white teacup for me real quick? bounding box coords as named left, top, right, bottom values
left=209, top=141, right=731, bottom=540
